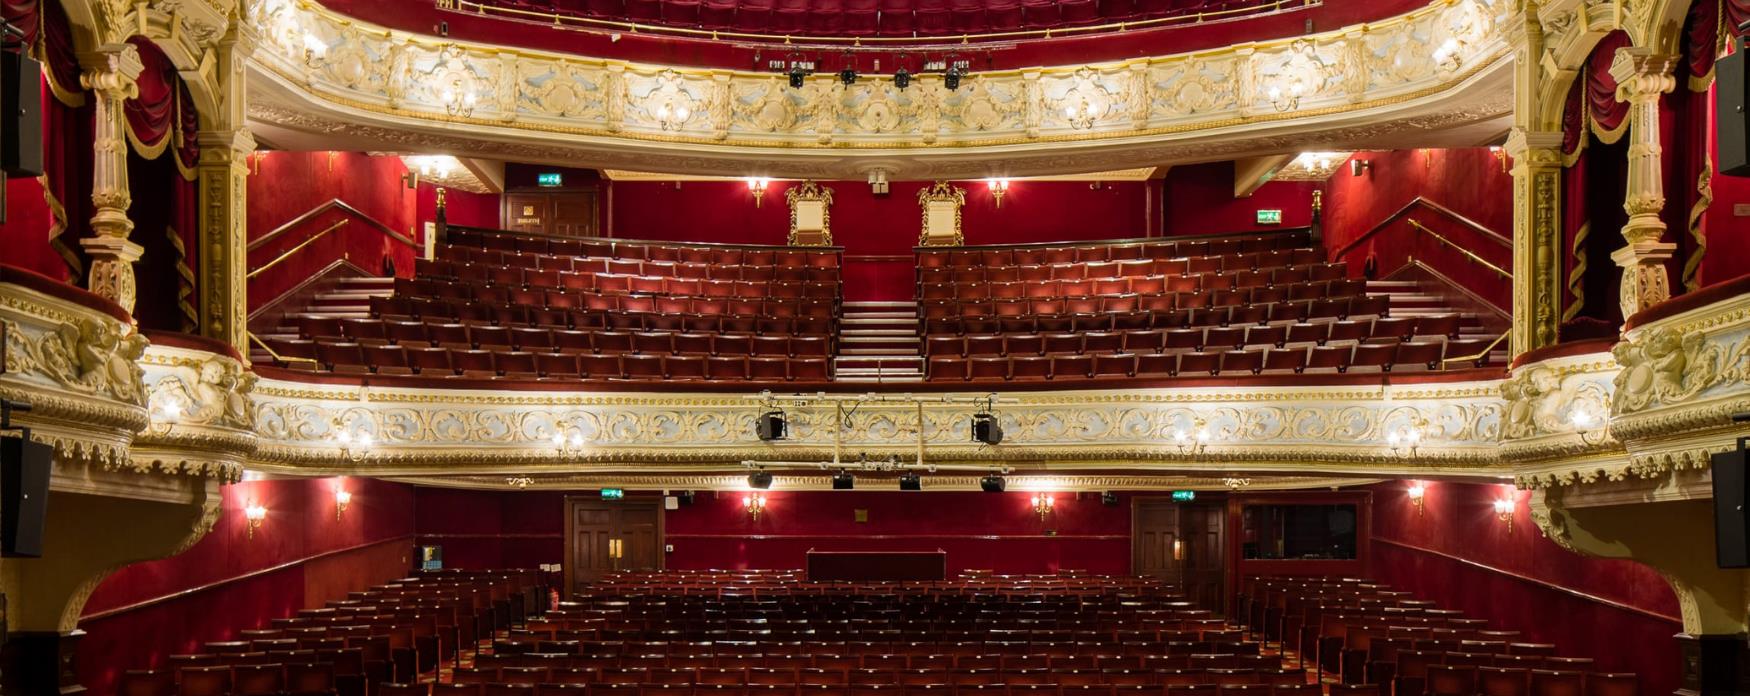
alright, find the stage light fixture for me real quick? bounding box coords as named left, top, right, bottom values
left=980, top=474, right=1006, bottom=493
left=944, top=64, right=962, bottom=91
left=832, top=471, right=855, bottom=490
left=839, top=67, right=858, bottom=86
left=748, top=470, right=774, bottom=490
left=971, top=412, right=1003, bottom=445
left=1101, top=491, right=1119, bottom=507
left=898, top=473, right=922, bottom=491
left=756, top=410, right=788, bottom=441
left=788, top=64, right=807, bottom=89
left=894, top=67, right=911, bottom=90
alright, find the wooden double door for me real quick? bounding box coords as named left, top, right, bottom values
left=1133, top=498, right=1227, bottom=613
left=564, top=497, right=663, bottom=596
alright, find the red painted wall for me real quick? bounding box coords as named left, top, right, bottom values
left=419, top=182, right=502, bottom=229
left=1367, top=480, right=1680, bottom=696
left=76, top=476, right=415, bottom=694
left=1702, top=85, right=1750, bottom=289
left=608, top=179, right=1154, bottom=301
left=1161, top=162, right=1318, bottom=236
left=0, top=176, right=74, bottom=282
left=413, top=487, right=567, bottom=570
left=665, top=490, right=1132, bottom=574
left=1320, top=148, right=1514, bottom=308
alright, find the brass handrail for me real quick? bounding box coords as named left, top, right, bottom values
left=247, top=220, right=351, bottom=280
left=1405, top=219, right=1511, bottom=280
left=438, top=0, right=1318, bottom=47
left=248, top=332, right=319, bottom=365
left=1440, top=332, right=1508, bottom=367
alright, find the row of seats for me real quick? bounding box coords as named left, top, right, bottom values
left=295, top=320, right=836, bottom=352
left=923, top=340, right=1484, bottom=381
left=926, top=316, right=1470, bottom=356
left=446, top=230, right=841, bottom=267
left=919, top=272, right=1353, bottom=301
left=366, top=297, right=838, bottom=329
left=917, top=235, right=1307, bottom=269
left=918, top=256, right=1332, bottom=284
left=273, top=342, right=836, bottom=381
left=407, top=271, right=842, bottom=298
left=477, top=0, right=1283, bottom=37
left=918, top=285, right=1371, bottom=319
left=432, top=252, right=842, bottom=280
left=383, top=684, right=1366, bottom=696
left=920, top=299, right=1391, bottom=337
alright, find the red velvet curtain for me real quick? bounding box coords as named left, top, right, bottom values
left=1586, top=31, right=1633, bottom=144
left=1728, top=0, right=1750, bottom=36
left=122, top=37, right=200, bottom=331
left=1560, top=76, right=1588, bottom=329
left=1667, top=0, right=1718, bottom=294
left=1559, top=32, right=1634, bottom=340
left=0, top=0, right=91, bottom=280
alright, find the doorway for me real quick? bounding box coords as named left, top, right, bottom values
left=564, top=496, right=664, bottom=596
left=1133, top=497, right=1227, bottom=612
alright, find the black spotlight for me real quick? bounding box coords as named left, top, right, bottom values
left=757, top=410, right=788, bottom=441
left=971, top=412, right=1003, bottom=445
left=677, top=490, right=696, bottom=506
left=748, top=470, right=774, bottom=490
left=832, top=471, right=855, bottom=490
left=839, top=67, right=858, bottom=86
left=788, top=64, right=807, bottom=89
left=898, top=472, right=922, bottom=491
left=1101, top=491, right=1119, bottom=507
left=943, top=64, right=962, bottom=91
left=980, top=475, right=1006, bottom=493
left=894, top=67, right=911, bottom=90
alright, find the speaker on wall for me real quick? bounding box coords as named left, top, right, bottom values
left=1718, top=36, right=1750, bottom=177
left=0, top=434, right=50, bottom=558
left=1, top=50, right=43, bottom=178
left=1713, top=421, right=1750, bottom=568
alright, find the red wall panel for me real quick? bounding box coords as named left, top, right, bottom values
left=419, top=182, right=502, bottom=229
left=76, top=477, right=415, bottom=694
left=1367, top=480, right=1680, bottom=695
left=1161, top=163, right=1317, bottom=236
left=1703, top=86, right=1750, bottom=289
left=413, top=487, right=567, bottom=569
left=246, top=152, right=423, bottom=310
left=0, top=176, right=74, bottom=282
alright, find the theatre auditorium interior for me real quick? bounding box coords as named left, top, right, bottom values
left=10, top=0, right=1750, bottom=693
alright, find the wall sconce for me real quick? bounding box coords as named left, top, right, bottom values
left=1349, top=159, right=1372, bottom=177
left=1493, top=494, right=1515, bottom=535
left=1489, top=145, right=1509, bottom=172
left=1569, top=405, right=1609, bottom=446
left=1172, top=419, right=1213, bottom=454
left=300, top=30, right=326, bottom=62
left=147, top=391, right=188, bottom=436
left=1387, top=421, right=1424, bottom=456
left=1062, top=99, right=1099, bottom=129
left=439, top=79, right=477, bottom=117
left=987, top=178, right=1010, bottom=208
left=550, top=428, right=586, bottom=455
left=747, top=178, right=770, bottom=208
left=244, top=503, right=267, bottom=540
left=1030, top=493, right=1055, bottom=520
left=334, top=426, right=373, bottom=462
left=400, top=171, right=419, bottom=190
left=1266, top=79, right=1306, bottom=112
left=1431, top=38, right=1463, bottom=73
left=655, top=102, right=691, bottom=130
left=334, top=489, right=352, bottom=520
left=743, top=493, right=768, bottom=522
left=1406, top=481, right=1426, bottom=516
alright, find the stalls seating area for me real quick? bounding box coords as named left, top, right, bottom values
left=915, top=236, right=1496, bottom=381
left=264, top=231, right=842, bottom=383
left=471, top=0, right=1289, bottom=38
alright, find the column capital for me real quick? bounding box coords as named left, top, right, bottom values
left=1503, top=128, right=1565, bottom=163
left=1609, top=47, right=1678, bottom=103
left=77, top=43, right=143, bottom=98
left=195, top=130, right=259, bottom=159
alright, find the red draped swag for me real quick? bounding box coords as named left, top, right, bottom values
left=1665, top=0, right=1718, bottom=293
left=0, top=0, right=91, bottom=281
left=1558, top=31, right=1633, bottom=340
left=123, top=36, right=200, bottom=332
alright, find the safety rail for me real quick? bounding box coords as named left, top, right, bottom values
left=1405, top=218, right=1511, bottom=280
left=246, top=220, right=351, bottom=280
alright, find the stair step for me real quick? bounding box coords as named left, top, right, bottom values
left=843, top=300, right=917, bottom=308
left=840, top=328, right=917, bottom=337
left=842, top=312, right=917, bottom=320
left=840, top=348, right=922, bottom=356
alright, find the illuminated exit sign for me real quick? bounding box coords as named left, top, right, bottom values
left=1171, top=490, right=1197, bottom=502
left=1256, top=209, right=1283, bottom=225
left=537, top=172, right=563, bottom=187
left=601, top=488, right=625, bottom=500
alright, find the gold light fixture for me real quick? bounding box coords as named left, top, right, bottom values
left=1266, top=79, right=1306, bottom=112
left=244, top=503, right=267, bottom=540
left=1493, top=493, right=1515, bottom=535
left=1489, top=145, right=1509, bottom=172
left=747, top=178, right=770, bottom=208
left=986, top=178, right=1009, bottom=208
left=1569, top=405, right=1609, bottom=446
left=333, top=426, right=373, bottom=462
left=439, top=79, right=478, bottom=117
left=550, top=428, right=587, bottom=455
left=1386, top=418, right=1426, bottom=457
left=1030, top=492, right=1055, bottom=520
left=743, top=493, right=768, bottom=521
left=334, top=488, right=352, bottom=520
left=1172, top=418, right=1213, bottom=454
left=1406, top=481, right=1426, bottom=516
left=655, top=101, right=692, bottom=130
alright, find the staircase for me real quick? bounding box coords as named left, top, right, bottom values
left=1366, top=280, right=1510, bottom=365
left=248, top=276, right=394, bottom=364
left=832, top=301, right=925, bottom=383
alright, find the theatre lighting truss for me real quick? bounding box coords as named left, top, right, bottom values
left=741, top=391, right=1019, bottom=477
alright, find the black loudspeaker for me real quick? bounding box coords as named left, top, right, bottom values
left=1, top=50, right=43, bottom=178
left=1719, top=41, right=1750, bottom=177
left=1715, top=438, right=1750, bottom=568
left=831, top=472, right=854, bottom=490
left=971, top=413, right=1003, bottom=445
left=1101, top=491, right=1119, bottom=507
left=980, top=475, right=1006, bottom=493
left=0, top=435, right=51, bottom=558
left=898, top=473, right=922, bottom=491
left=756, top=411, right=787, bottom=441
left=747, top=470, right=773, bottom=490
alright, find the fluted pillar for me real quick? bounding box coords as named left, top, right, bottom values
left=1608, top=47, right=1678, bottom=319
left=195, top=27, right=257, bottom=357
left=1505, top=128, right=1565, bottom=356
left=77, top=44, right=144, bottom=313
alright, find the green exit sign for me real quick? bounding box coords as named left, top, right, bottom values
left=601, top=488, right=625, bottom=500
left=1171, top=490, right=1197, bottom=502
left=1256, top=209, right=1283, bottom=225
left=537, top=172, right=563, bottom=187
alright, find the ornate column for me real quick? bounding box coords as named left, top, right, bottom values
left=77, top=44, right=144, bottom=314
left=1608, top=47, right=1678, bottom=319
left=1505, top=128, right=1565, bottom=356
left=196, top=27, right=257, bottom=357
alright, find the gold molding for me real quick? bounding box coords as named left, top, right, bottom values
left=785, top=180, right=834, bottom=246
left=917, top=180, right=966, bottom=247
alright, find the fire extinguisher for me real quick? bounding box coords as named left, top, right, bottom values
left=549, top=588, right=560, bottom=612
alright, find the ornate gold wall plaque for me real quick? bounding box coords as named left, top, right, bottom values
left=786, top=181, right=834, bottom=246
left=918, top=181, right=967, bottom=246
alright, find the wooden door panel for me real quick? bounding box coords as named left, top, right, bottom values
left=617, top=507, right=662, bottom=571
left=1133, top=502, right=1181, bottom=581
left=1181, top=504, right=1226, bottom=612
left=505, top=194, right=549, bottom=234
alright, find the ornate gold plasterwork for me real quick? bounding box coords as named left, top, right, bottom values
left=243, top=0, right=1513, bottom=157
left=133, top=344, right=258, bottom=482
left=785, top=180, right=834, bottom=246
left=917, top=181, right=966, bottom=247
left=392, top=472, right=1382, bottom=492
